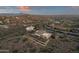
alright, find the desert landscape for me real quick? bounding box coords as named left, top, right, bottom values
left=0, top=14, right=79, bottom=53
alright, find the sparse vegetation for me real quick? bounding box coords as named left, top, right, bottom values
left=0, top=15, right=79, bottom=53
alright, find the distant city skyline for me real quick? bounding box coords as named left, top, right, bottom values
left=0, top=6, right=79, bottom=15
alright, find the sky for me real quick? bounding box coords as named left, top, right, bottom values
left=0, top=6, right=79, bottom=15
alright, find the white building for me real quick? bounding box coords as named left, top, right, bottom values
left=25, top=26, right=35, bottom=31
left=42, top=32, right=52, bottom=39
left=34, top=30, right=52, bottom=39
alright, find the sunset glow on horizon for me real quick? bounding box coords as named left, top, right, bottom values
left=0, top=6, right=79, bottom=15
left=18, top=6, right=30, bottom=12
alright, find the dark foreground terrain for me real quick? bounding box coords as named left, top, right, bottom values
left=0, top=14, right=79, bottom=53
